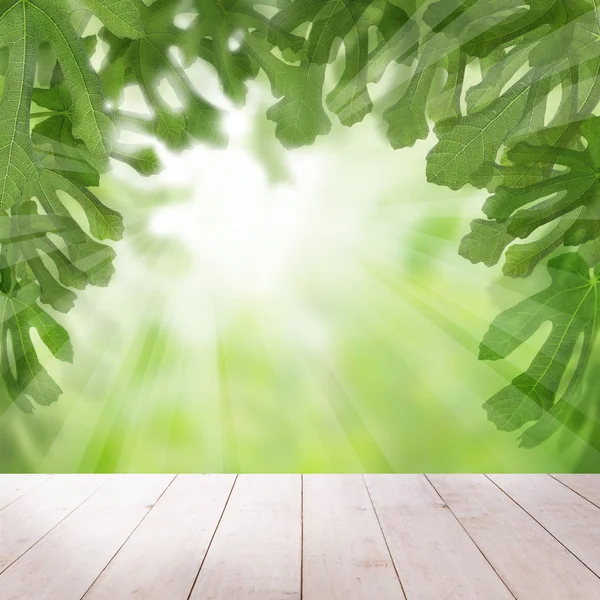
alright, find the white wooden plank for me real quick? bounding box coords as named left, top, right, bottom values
left=83, top=475, right=235, bottom=600
left=489, top=474, right=600, bottom=577
left=365, top=475, right=513, bottom=600
left=0, top=475, right=51, bottom=510
left=429, top=475, right=600, bottom=600
left=553, top=475, right=600, bottom=508
left=189, top=474, right=301, bottom=600
left=0, top=474, right=174, bottom=600
left=0, top=475, right=109, bottom=574
left=303, top=475, right=404, bottom=600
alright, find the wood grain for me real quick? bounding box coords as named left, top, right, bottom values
left=83, top=475, right=235, bottom=600
left=429, top=474, right=600, bottom=600
left=189, top=475, right=301, bottom=600
left=1, top=474, right=599, bottom=600
left=365, top=475, right=513, bottom=600
left=303, top=475, right=404, bottom=600
left=489, top=474, right=600, bottom=577
left=0, top=474, right=173, bottom=600
left=0, top=475, right=109, bottom=574
left=0, top=475, right=51, bottom=511
left=553, top=474, right=600, bottom=508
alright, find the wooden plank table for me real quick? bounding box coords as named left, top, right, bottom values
left=0, top=475, right=599, bottom=599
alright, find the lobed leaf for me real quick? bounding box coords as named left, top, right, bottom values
left=481, top=253, right=600, bottom=433
left=100, top=0, right=224, bottom=150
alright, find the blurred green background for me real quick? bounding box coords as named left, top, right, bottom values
left=1, top=81, right=599, bottom=473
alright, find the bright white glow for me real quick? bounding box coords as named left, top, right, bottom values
left=222, top=110, right=249, bottom=137
left=132, top=81, right=443, bottom=346
left=174, top=12, right=197, bottom=30
left=149, top=142, right=325, bottom=300
left=228, top=36, right=242, bottom=52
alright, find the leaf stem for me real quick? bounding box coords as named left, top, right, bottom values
left=30, top=111, right=65, bottom=119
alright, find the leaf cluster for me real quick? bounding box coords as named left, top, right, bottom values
left=2, top=0, right=600, bottom=447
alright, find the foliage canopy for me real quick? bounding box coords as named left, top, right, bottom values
left=1, top=0, right=600, bottom=447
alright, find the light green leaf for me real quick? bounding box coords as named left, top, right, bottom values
left=100, top=0, right=224, bottom=149
left=503, top=215, right=581, bottom=278
left=459, top=219, right=515, bottom=267
left=0, top=281, right=73, bottom=412
left=73, top=0, right=144, bottom=39
left=485, top=118, right=600, bottom=246
left=480, top=253, right=600, bottom=431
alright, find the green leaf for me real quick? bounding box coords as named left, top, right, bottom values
left=450, top=0, right=588, bottom=58
left=100, top=0, right=225, bottom=150
left=244, top=29, right=332, bottom=148
left=328, top=0, right=412, bottom=127
left=32, top=85, right=101, bottom=185
left=180, top=0, right=301, bottom=106
left=0, top=0, right=131, bottom=408
left=485, top=118, right=600, bottom=246
left=112, top=144, right=162, bottom=177
left=73, top=0, right=144, bottom=39
left=459, top=219, right=515, bottom=267
left=480, top=253, right=600, bottom=432
left=580, top=238, right=600, bottom=267
left=384, top=34, right=465, bottom=149
left=502, top=215, right=580, bottom=278
left=0, top=0, right=115, bottom=214
left=465, top=45, right=532, bottom=114
left=0, top=281, right=73, bottom=412
left=265, top=0, right=413, bottom=143
left=272, top=0, right=372, bottom=65
left=426, top=73, right=537, bottom=190
left=1, top=0, right=600, bottom=439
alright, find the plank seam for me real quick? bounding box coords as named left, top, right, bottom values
left=186, top=474, right=239, bottom=600
left=0, top=475, right=113, bottom=578
left=424, top=475, right=518, bottom=600
left=0, top=475, right=52, bottom=512
left=549, top=474, right=600, bottom=510
left=362, top=475, right=408, bottom=600
left=79, top=474, right=178, bottom=600
left=485, top=474, right=600, bottom=581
